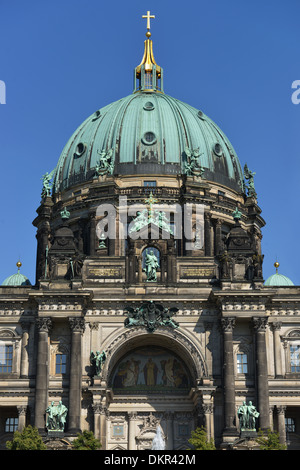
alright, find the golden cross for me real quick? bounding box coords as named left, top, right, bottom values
left=142, top=10, right=155, bottom=30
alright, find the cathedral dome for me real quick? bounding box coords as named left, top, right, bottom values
left=52, top=37, right=244, bottom=194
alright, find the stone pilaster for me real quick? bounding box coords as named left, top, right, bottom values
left=221, top=317, right=238, bottom=437
left=34, top=317, right=52, bottom=431
left=204, top=213, right=212, bottom=256
left=68, top=317, right=85, bottom=433
left=271, top=322, right=283, bottom=378
left=253, top=317, right=270, bottom=431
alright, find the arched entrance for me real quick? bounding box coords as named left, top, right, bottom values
left=90, top=327, right=214, bottom=450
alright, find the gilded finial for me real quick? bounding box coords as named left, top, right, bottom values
left=274, top=261, right=280, bottom=273
left=16, top=260, right=22, bottom=273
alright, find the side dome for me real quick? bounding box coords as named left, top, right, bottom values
left=2, top=262, right=31, bottom=287
left=264, top=262, right=294, bottom=287
left=52, top=93, right=244, bottom=193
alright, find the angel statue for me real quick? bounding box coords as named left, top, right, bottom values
left=90, top=350, right=106, bottom=376
left=41, top=169, right=55, bottom=197
left=184, top=147, right=205, bottom=177
left=243, top=164, right=257, bottom=198
left=95, top=148, right=114, bottom=176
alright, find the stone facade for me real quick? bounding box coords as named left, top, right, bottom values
left=0, top=175, right=299, bottom=449
left=0, top=26, right=299, bottom=451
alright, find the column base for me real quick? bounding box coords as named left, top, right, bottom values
left=66, top=428, right=82, bottom=436
left=222, top=427, right=239, bottom=442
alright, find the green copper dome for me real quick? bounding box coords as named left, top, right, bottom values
left=2, top=262, right=31, bottom=287
left=52, top=36, right=244, bottom=194
left=53, top=92, right=243, bottom=193
left=264, top=262, right=294, bottom=287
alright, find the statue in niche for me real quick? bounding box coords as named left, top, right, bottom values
left=90, top=350, right=106, bottom=376
left=45, top=401, right=68, bottom=432
left=252, top=253, right=264, bottom=279
left=219, top=250, right=231, bottom=279
left=144, top=249, right=159, bottom=282
left=237, top=401, right=259, bottom=431
left=69, top=254, right=84, bottom=279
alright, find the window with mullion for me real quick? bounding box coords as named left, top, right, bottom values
left=0, top=345, right=13, bottom=373
left=55, top=353, right=67, bottom=374
left=290, top=345, right=300, bottom=372
left=237, top=353, right=248, bottom=374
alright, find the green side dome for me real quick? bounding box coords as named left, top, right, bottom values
left=2, top=262, right=31, bottom=287
left=264, top=262, right=294, bottom=287
left=52, top=36, right=244, bottom=194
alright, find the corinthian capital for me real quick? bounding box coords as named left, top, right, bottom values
left=221, top=317, right=236, bottom=332
left=69, top=317, right=85, bottom=333
left=36, top=317, right=52, bottom=333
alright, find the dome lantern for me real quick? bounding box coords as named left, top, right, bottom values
left=134, top=11, right=163, bottom=93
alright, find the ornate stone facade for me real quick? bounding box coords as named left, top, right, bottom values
left=0, top=18, right=299, bottom=451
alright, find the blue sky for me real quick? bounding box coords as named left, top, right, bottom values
left=0, top=0, right=299, bottom=285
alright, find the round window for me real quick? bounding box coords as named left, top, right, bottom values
left=74, top=142, right=86, bottom=157
left=92, top=110, right=101, bottom=121
left=142, top=132, right=157, bottom=145
left=143, top=101, right=155, bottom=111
left=213, top=143, right=223, bottom=156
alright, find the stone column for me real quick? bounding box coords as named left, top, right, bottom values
left=20, top=321, right=30, bottom=378
left=276, top=406, right=287, bottom=447
left=269, top=405, right=274, bottom=431
left=214, top=219, right=223, bottom=255
left=204, top=213, right=212, bottom=256
left=17, top=406, right=27, bottom=432
left=166, top=412, right=174, bottom=450
left=89, top=214, right=96, bottom=256
left=128, top=411, right=137, bottom=450
left=34, top=317, right=52, bottom=431
left=68, top=317, right=85, bottom=433
left=92, top=403, right=101, bottom=440
left=221, top=317, right=238, bottom=436
left=203, top=404, right=213, bottom=441
left=99, top=406, right=107, bottom=448
left=271, top=322, right=283, bottom=378
left=253, top=317, right=270, bottom=431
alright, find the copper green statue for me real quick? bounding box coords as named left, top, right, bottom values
left=90, top=350, right=106, bottom=376
left=144, top=249, right=159, bottom=281
left=45, top=400, right=68, bottom=432
left=237, top=401, right=259, bottom=431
